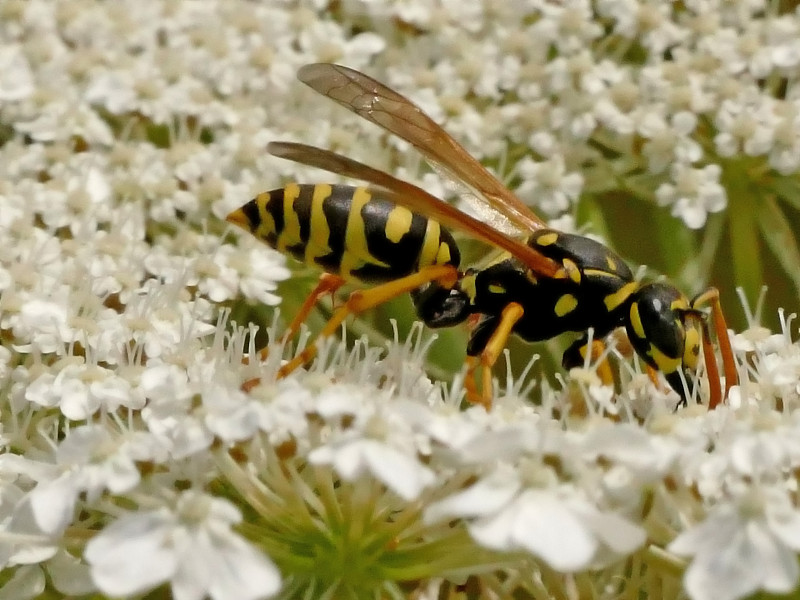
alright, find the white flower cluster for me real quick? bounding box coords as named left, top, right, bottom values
left=1, top=1, right=800, bottom=599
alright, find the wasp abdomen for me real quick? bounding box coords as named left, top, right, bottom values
left=228, top=183, right=460, bottom=284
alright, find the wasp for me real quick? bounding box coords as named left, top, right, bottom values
left=226, top=63, right=737, bottom=409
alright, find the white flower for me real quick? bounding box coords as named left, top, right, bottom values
left=226, top=246, right=289, bottom=306
left=0, top=45, right=35, bottom=101
left=140, top=363, right=214, bottom=459
left=308, top=385, right=436, bottom=501
left=85, top=491, right=281, bottom=600
left=655, top=163, right=727, bottom=228
left=13, top=294, right=73, bottom=354
left=515, top=155, right=584, bottom=216
left=670, top=485, right=800, bottom=600
left=638, top=111, right=703, bottom=173
left=425, top=462, right=645, bottom=571
left=202, top=382, right=261, bottom=442
left=23, top=425, right=163, bottom=535
left=714, top=95, right=776, bottom=158
left=298, top=21, right=385, bottom=66
left=0, top=482, right=59, bottom=569
left=25, top=362, right=143, bottom=419
left=310, top=435, right=436, bottom=501
left=769, top=108, right=800, bottom=174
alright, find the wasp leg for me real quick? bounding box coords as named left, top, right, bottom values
left=272, top=265, right=459, bottom=380
left=691, top=287, right=737, bottom=407
left=562, top=337, right=614, bottom=387
left=241, top=274, right=347, bottom=393
left=257, top=273, right=346, bottom=362
left=464, top=303, right=525, bottom=410
left=645, top=365, right=660, bottom=388
left=699, top=317, right=723, bottom=409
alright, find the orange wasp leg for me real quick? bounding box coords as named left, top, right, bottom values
left=692, top=287, right=737, bottom=408
left=274, top=264, right=459, bottom=380
left=593, top=342, right=615, bottom=388
left=464, top=302, right=525, bottom=410
left=699, top=318, right=723, bottom=410
left=256, top=273, right=346, bottom=362
left=241, top=274, right=345, bottom=393
left=575, top=339, right=615, bottom=388
left=645, top=365, right=661, bottom=388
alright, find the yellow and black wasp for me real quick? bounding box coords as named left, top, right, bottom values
left=226, top=63, right=737, bottom=409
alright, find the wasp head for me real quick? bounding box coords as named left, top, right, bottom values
left=625, top=282, right=703, bottom=403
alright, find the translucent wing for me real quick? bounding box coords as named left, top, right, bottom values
left=297, top=63, right=546, bottom=233
left=268, top=141, right=559, bottom=278
left=427, top=161, right=521, bottom=236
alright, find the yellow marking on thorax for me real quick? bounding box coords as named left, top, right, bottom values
left=606, top=255, right=617, bottom=271
left=629, top=301, right=646, bottom=339
left=486, top=251, right=512, bottom=267
left=341, top=188, right=390, bottom=277
left=648, top=344, right=681, bottom=374
left=418, top=219, right=442, bottom=268
left=488, top=284, right=506, bottom=294
left=384, top=205, right=414, bottom=243
left=554, top=293, right=578, bottom=317
left=305, top=184, right=333, bottom=265
left=536, top=232, right=559, bottom=246
left=583, top=268, right=618, bottom=279
left=277, top=183, right=302, bottom=252
left=461, top=273, right=478, bottom=304
left=562, top=258, right=581, bottom=283
left=604, top=281, right=638, bottom=312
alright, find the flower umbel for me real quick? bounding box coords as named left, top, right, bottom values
left=1, top=2, right=800, bottom=600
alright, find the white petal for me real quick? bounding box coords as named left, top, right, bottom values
left=170, top=532, right=209, bottom=600
left=0, top=565, right=45, bottom=600
left=170, top=524, right=281, bottom=600
left=362, top=441, right=435, bottom=501
left=456, top=428, right=537, bottom=463
left=766, top=498, right=800, bottom=551
left=424, top=477, right=520, bottom=524
left=28, top=476, right=77, bottom=535
left=669, top=507, right=740, bottom=557
left=100, top=454, right=141, bottom=495
left=746, top=524, right=798, bottom=594
left=469, top=505, right=518, bottom=550
left=510, top=492, right=596, bottom=572
left=48, top=549, right=95, bottom=596
left=207, top=529, right=281, bottom=600
left=576, top=505, right=645, bottom=554
left=682, top=527, right=762, bottom=600
left=86, top=511, right=177, bottom=597
left=311, top=440, right=366, bottom=480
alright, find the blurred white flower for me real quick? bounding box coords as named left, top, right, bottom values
left=515, top=155, right=584, bottom=216
left=426, top=463, right=646, bottom=572
left=655, top=163, right=727, bottom=228
left=671, top=486, right=800, bottom=600
left=85, top=491, right=281, bottom=600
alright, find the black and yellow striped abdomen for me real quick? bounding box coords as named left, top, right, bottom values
left=227, top=183, right=461, bottom=284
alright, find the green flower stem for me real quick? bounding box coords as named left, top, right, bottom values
left=722, top=159, right=764, bottom=304
left=644, top=545, right=687, bottom=578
